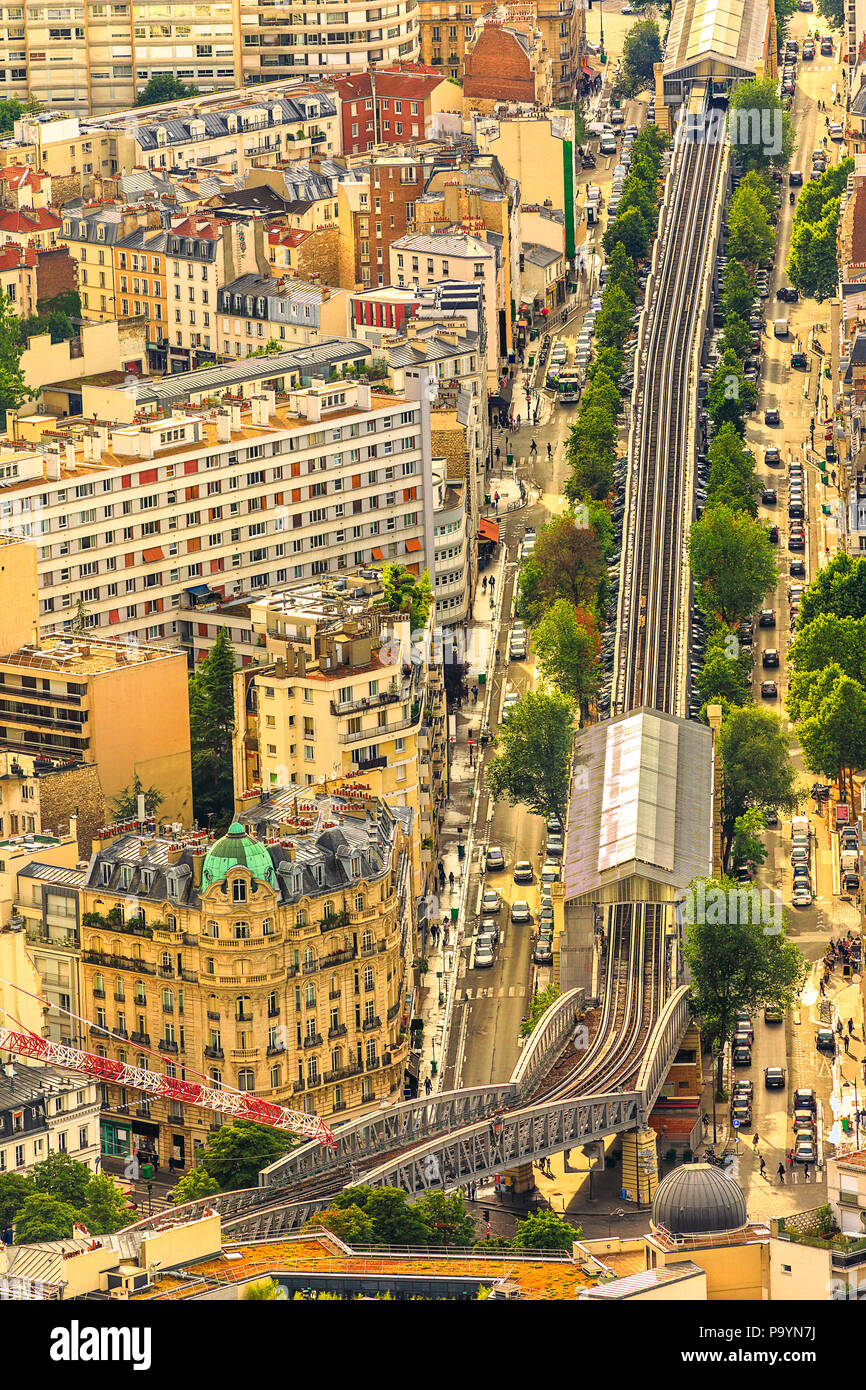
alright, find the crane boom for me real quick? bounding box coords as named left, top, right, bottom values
left=0, top=1026, right=334, bottom=1147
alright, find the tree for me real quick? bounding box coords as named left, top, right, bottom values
left=606, top=241, right=638, bottom=302
left=112, top=773, right=164, bottom=820
left=602, top=204, right=649, bottom=261
left=188, top=627, right=236, bottom=830
left=619, top=18, right=662, bottom=96
left=788, top=202, right=843, bottom=301
left=726, top=186, right=774, bottom=265
left=513, top=1211, right=579, bottom=1250
left=564, top=404, right=617, bottom=499
left=786, top=660, right=848, bottom=727
left=722, top=260, right=756, bottom=322
left=695, top=646, right=752, bottom=709
left=720, top=313, right=752, bottom=361
left=0, top=292, right=35, bottom=428
left=332, top=1186, right=431, bottom=1245
left=169, top=1166, right=220, bottom=1205
left=486, top=689, right=577, bottom=830
left=706, top=350, right=757, bottom=434
left=617, top=176, right=658, bottom=236
left=798, top=671, right=866, bottom=805
left=0, top=96, right=40, bottom=134
left=0, top=1173, right=34, bottom=1231
left=732, top=807, right=769, bottom=870
left=14, top=1193, right=78, bottom=1244
left=739, top=169, right=777, bottom=221
left=30, top=1152, right=92, bottom=1208
left=307, top=1203, right=376, bottom=1245
left=706, top=423, right=759, bottom=517
left=688, top=505, right=778, bottom=629
left=82, top=1174, right=133, bottom=1235
left=718, top=706, right=800, bottom=868
left=135, top=74, right=200, bottom=106
left=798, top=553, right=866, bottom=626
left=595, top=283, right=634, bottom=352
left=382, top=563, right=432, bottom=628
left=788, top=613, right=866, bottom=688
left=728, top=77, right=795, bottom=171
left=413, top=1191, right=476, bottom=1246
left=586, top=344, right=624, bottom=386
left=518, top=512, right=604, bottom=620
left=521, top=981, right=559, bottom=1037
left=246, top=1277, right=283, bottom=1299
left=196, top=1120, right=296, bottom=1191
left=532, top=599, right=600, bottom=717
left=683, top=874, right=804, bottom=1094
left=816, top=0, right=844, bottom=25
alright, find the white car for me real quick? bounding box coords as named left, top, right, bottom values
left=474, top=942, right=495, bottom=969
left=481, top=889, right=501, bottom=915
left=511, top=899, right=532, bottom=923
left=792, top=885, right=813, bottom=908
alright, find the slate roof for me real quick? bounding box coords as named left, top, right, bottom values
left=131, top=94, right=337, bottom=154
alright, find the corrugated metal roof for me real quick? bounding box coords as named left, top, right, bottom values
left=563, top=709, right=712, bottom=900
left=134, top=338, right=370, bottom=405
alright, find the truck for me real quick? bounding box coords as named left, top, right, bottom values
left=840, top=849, right=859, bottom=876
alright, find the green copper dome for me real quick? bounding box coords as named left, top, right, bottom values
left=201, top=822, right=278, bottom=892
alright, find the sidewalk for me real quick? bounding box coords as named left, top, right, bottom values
left=415, top=473, right=527, bottom=1094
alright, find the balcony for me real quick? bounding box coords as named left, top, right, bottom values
left=303, top=1031, right=323, bottom=1049
left=321, top=947, right=355, bottom=969
left=130, top=1031, right=150, bottom=1046
left=323, top=1062, right=362, bottom=1084
left=328, top=1023, right=347, bottom=1039
left=330, top=688, right=400, bottom=718
left=328, top=988, right=341, bottom=1000
left=158, top=1039, right=179, bottom=1054
left=362, top=1016, right=381, bottom=1031
left=338, top=713, right=416, bottom=744
left=207, top=1010, right=221, bottom=1021
left=236, top=1011, right=253, bottom=1023
left=84, top=951, right=155, bottom=976
left=204, top=1045, right=224, bottom=1060
left=266, top=1043, right=286, bottom=1057
left=93, top=988, right=105, bottom=999
left=230, top=1048, right=261, bottom=1062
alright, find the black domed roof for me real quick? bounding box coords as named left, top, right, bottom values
left=651, top=1162, right=748, bottom=1236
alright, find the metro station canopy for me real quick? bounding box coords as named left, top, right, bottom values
left=663, top=0, right=773, bottom=97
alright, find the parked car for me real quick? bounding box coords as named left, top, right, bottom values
left=733, top=1079, right=753, bottom=1100
left=546, top=834, right=564, bottom=859
left=762, top=487, right=777, bottom=504
left=793, top=1086, right=817, bottom=1113
left=790, top=558, right=806, bottom=578
left=731, top=1101, right=752, bottom=1128
left=533, top=939, right=553, bottom=965
left=511, top=899, right=531, bottom=924
left=481, top=889, right=501, bottom=915
left=794, top=1136, right=817, bottom=1164
left=764, top=1066, right=786, bottom=1089
left=816, top=1028, right=836, bottom=1053
left=513, top=860, right=534, bottom=884
left=540, top=862, right=561, bottom=888
left=761, top=680, right=778, bottom=699
left=791, top=351, right=808, bottom=369
left=474, top=940, right=495, bottom=968
left=486, top=846, right=505, bottom=871
left=762, top=648, right=779, bottom=668
left=758, top=609, right=776, bottom=627
left=733, top=1044, right=752, bottom=1067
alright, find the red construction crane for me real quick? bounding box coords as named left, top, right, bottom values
left=0, top=1026, right=334, bottom=1147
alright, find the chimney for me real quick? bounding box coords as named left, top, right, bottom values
left=216, top=409, right=231, bottom=442
left=44, top=445, right=62, bottom=480
left=250, top=394, right=269, bottom=427
left=137, top=792, right=146, bottom=822
left=230, top=403, right=242, bottom=431
left=191, top=848, right=206, bottom=888
left=83, top=431, right=102, bottom=463
left=64, top=440, right=77, bottom=472
left=262, top=387, right=276, bottom=416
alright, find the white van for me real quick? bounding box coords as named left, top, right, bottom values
left=600, top=134, right=617, bottom=155
left=774, top=318, right=789, bottom=338
left=791, top=815, right=811, bottom=839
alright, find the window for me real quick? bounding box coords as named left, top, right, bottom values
left=232, top=879, right=247, bottom=903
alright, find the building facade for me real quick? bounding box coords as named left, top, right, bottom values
left=81, top=798, right=414, bottom=1166
left=0, top=1063, right=99, bottom=1180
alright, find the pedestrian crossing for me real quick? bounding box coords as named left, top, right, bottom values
left=464, top=985, right=527, bottom=1000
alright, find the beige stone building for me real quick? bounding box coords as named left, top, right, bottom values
left=0, top=635, right=193, bottom=826
left=80, top=794, right=415, bottom=1166
left=390, top=230, right=503, bottom=384
left=231, top=572, right=447, bottom=895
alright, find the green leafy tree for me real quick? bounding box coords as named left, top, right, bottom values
left=788, top=202, right=843, bottom=301
left=169, top=1166, right=220, bottom=1204
left=617, top=176, right=658, bottom=236
left=196, top=1120, right=296, bottom=1191
left=382, top=563, right=433, bottom=628
left=189, top=626, right=236, bottom=829
left=520, top=512, right=604, bottom=618
left=798, top=670, right=866, bottom=805
left=683, top=874, right=804, bottom=1092
left=718, top=706, right=800, bottom=868
left=0, top=292, right=36, bottom=428
left=564, top=403, right=617, bottom=500
left=82, top=1174, right=133, bottom=1235
left=486, top=689, right=577, bottom=829
left=332, top=1186, right=432, bottom=1245
left=135, top=74, right=200, bottom=106
left=732, top=807, right=769, bottom=870
left=619, top=18, right=663, bottom=96
left=728, top=77, right=795, bottom=171
left=532, top=599, right=600, bottom=717
left=606, top=241, right=638, bottom=302
left=112, top=773, right=164, bottom=819
left=595, top=283, right=634, bottom=352
left=816, top=0, right=844, bottom=25
left=246, top=1277, right=283, bottom=1299
left=786, top=660, right=847, bottom=727
left=722, top=260, right=756, bottom=321
left=739, top=169, right=777, bottom=221
left=726, top=185, right=774, bottom=265
left=602, top=204, right=649, bottom=261
left=586, top=344, right=624, bottom=386
left=14, top=1193, right=78, bottom=1244
left=706, top=423, right=759, bottom=516
left=413, top=1191, right=476, bottom=1246
left=0, top=1173, right=34, bottom=1230
left=0, top=95, right=40, bottom=133
left=520, top=981, right=559, bottom=1037
left=513, top=1211, right=579, bottom=1250
left=706, top=349, right=757, bottom=434
left=688, top=504, right=777, bottom=628
left=307, top=1203, right=377, bottom=1244
left=720, top=312, right=752, bottom=361
left=788, top=613, right=866, bottom=688
left=695, top=647, right=752, bottom=709
left=30, top=1152, right=92, bottom=1208
left=798, top=553, right=866, bottom=626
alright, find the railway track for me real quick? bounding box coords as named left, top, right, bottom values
left=614, top=101, right=727, bottom=717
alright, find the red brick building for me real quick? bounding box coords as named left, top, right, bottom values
left=463, top=22, right=553, bottom=106
left=338, top=156, right=426, bottom=289
left=335, top=64, right=455, bottom=156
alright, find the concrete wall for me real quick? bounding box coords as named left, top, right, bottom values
left=0, top=535, right=39, bottom=652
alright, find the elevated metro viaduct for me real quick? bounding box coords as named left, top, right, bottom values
left=654, top=0, right=778, bottom=135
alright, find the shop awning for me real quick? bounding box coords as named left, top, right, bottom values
left=406, top=536, right=422, bottom=553
left=371, top=546, right=384, bottom=561
left=142, top=545, right=164, bottom=563
left=186, top=583, right=211, bottom=597
left=582, top=64, right=594, bottom=76
left=479, top=518, right=500, bottom=543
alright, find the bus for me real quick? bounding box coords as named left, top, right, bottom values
left=551, top=369, right=582, bottom=403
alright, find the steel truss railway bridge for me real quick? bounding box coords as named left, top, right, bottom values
left=122, top=96, right=727, bottom=1245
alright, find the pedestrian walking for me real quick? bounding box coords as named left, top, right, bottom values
left=752, top=1132, right=760, bottom=1149
left=702, top=1112, right=710, bottom=1129
left=849, top=1017, right=855, bottom=1034
left=759, top=1156, right=767, bottom=1178
left=448, top=870, right=455, bottom=891
left=424, top=1076, right=433, bottom=1096
left=804, top=1164, right=811, bottom=1182
left=787, top=1150, right=794, bottom=1168
left=837, top=1019, right=844, bottom=1036
left=845, top=1035, right=851, bottom=1054
left=820, top=979, right=826, bottom=996
left=443, top=926, right=450, bottom=947
left=778, top=1163, right=785, bottom=1183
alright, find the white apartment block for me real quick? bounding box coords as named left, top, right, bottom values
left=0, top=378, right=437, bottom=647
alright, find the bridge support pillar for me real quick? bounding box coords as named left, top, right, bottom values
left=620, top=1127, right=659, bottom=1207
left=507, top=1162, right=537, bottom=1196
